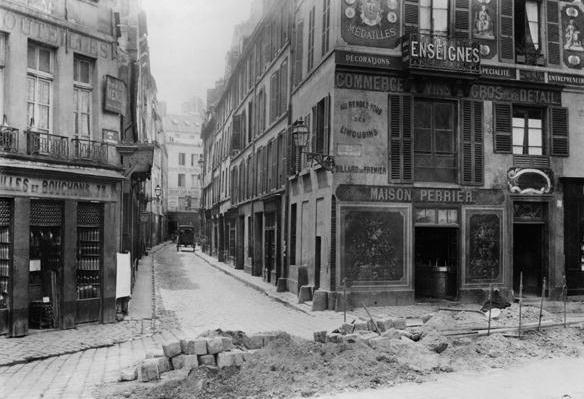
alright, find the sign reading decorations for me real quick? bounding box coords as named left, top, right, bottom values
left=341, top=0, right=401, bottom=48
left=335, top=50, right=403, bottom=69
left=562, top=4, right=584, bottom=69
left=402, top=33, right=481, bottom=74
left=104, top=76, right=127, bottom=115
left=472, top=0, right=497, bottom=59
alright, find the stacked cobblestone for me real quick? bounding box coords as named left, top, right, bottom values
left=313, top=316, right=412, bottom=346
left=122, top=332, right=281, bottom=382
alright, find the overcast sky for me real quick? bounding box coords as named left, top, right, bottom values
left=141, top=0, right=254, bottom=113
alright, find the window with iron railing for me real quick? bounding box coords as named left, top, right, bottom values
left=27, top=43, right=54, bottom=133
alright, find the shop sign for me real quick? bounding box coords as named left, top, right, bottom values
left=480, top=65, right=516, bottom=80
left=469, top=84, right=561, bottom=105
left=402, top=33, right=481, bottom=75
left=519, top=69, right=545, bottom=83
left=104, top=75, right=127, bottom=115
left=336, top=185, right=476, bottom=204
left=335, top=50, right=403, bottom=70
left=548, top=72, right=584, bottom=86
left=471, top=0, right=497, bottom=59
left=0, top=174, right=117, bottom=201
left=335, top=71, right=405, bottom=92
left=507, top=168, right=553, bottom=195
left=341, top=0, right=401, bottom=49
left=0, top=8, right=115, bottom=60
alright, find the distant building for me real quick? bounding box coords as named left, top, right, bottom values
left=163, top=110, right=204, bottom=234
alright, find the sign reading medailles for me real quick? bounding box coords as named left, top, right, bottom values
left=402, top=33, right=480, bottom=74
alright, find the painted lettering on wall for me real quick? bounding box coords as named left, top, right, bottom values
left=335, top=50, right=403, bottom=69
left=339, top=100, right=383, bottom=139
left=548, top=72, right=584, bottom=86
left=480, top=65, right=516, bottom=80
left=470, top=84, right=561, bottom=105
left=341, top=0, right=401, bottom=49
left=0, top=174, right=116, bottom=200
left=370, top=187, right=474, bottom=203
left=0, top=8, right=114, bottom=60
left=336, top=165, right=387, bottom=174
left=403, top=34, right=481, bottom=74
left=335, top=72, right=405, bottom=92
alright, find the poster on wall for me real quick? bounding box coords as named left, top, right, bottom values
left=563, top=4, right=584, bottom=69
left=471, top=0, right=497, bottom=59
left=341, top=208, right=405, bottom=283
left=465, top=212, right=502, bottom=284
left=341, top=0, right=401, bottom=48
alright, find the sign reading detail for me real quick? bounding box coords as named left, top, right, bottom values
left=341, top=0, right=401, bottom=48
left=104, top=76, right=127, bottom=115
left=402, top=33, right=481, bottom=74
left=470, top=84, right=561, bottom=105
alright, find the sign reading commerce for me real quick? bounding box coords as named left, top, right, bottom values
left=402, top=33, right=480, bottom=74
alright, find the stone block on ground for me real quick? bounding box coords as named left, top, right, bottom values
left=119, top=367, right=137, bottom=382
left=221, top=336, right=234, bottom=351
left=353, top=321, right=368, bottom=331
left=298, top=285, right=314, bottom=304
left=241, top=349, right=259, bottom=362
left=199, top=354, right=216, bottom=367
left=423, top=333, right=449, bottom=354
left=326, top=333, right=343, bottom=343
left=194, top=339, right=208, bottom=355
left=368, top=336, right=393, bottom=349
left=217, top=352, right=235, bottom=368
left=367, top=320, right=378, bottom=332
left=162, top=341, right=182, bottom=358
left=377, top=319, right=394, bottom=332
left=231, top=349, right=244, bottom=366
left=382, top=328, right=412, bottom=340
left=357, top=331, right=379, bottom=341
left=171, top=354, right=186, bottom=370
left=391, top=317, right=407, bottom=330
left=262, top=333, right=279, bottom=346
left=140, top=359, right=160, bottom=382
left=207, top=337, right=224, bottom=355
left=312, top=290, right=328, bottom=311
left=181, top=340, right=197, bottom=355
left=245, top=334, right=264, bottom=349
left=183, top=354, right=199, bottom=370
left=145, top=350, right=164, bottom=359
left=342, top=334, right=360, bottom=344
left=314, top=330, right=327, bottom=343
left=156, top=357, right=171, bottom=373
left=340, top=323, right=355, bottom=335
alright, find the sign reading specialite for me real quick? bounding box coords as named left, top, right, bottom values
left=0, top=174, right=117, bottom=201
left=104, top=75, right=127, bottom=115
left=403, top=33, right=481, bottom=74
left=341, top=0, right=401, bottom=48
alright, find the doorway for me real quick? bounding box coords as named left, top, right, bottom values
left=513, top=224, right=545, bottom=296
left=414, top=227, right=458, bottom=299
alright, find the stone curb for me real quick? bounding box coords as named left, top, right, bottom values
left=192, top=250, right=313, bottom=316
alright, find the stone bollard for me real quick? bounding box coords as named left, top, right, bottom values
left=312, top=290, right=329, bottom=311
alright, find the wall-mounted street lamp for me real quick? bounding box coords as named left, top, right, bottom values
left=290, top=119, right=335, bottom=172
left=154, top=184, right=161, bottom=202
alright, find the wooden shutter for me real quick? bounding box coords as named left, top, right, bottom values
left=404, top=0, right=419, bottom=36
left=493, top=102, right=512, bottom=153
left=550, top=107, right=569, bottom=157
left=305, top=112, right=312, bottom=168
left=270, top=72, right=278, bottom=122
left=454, top=0, right=471, bottom=39
left=499, top=0, right=514, bottom=63
left=231, top=114, right=241, bottom=152
left=293, top=20, right=304, bottom=86
left=324, top=95, right=331, bottom=154
left=389, top=94, right=413, bottom=182
left=547, top=0, right=561, bottom=66
left=462, top=101, right=484, bottom=185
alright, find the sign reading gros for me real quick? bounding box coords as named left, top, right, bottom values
left=403, top=33, right=480, bottom=74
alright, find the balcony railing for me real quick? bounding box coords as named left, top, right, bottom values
left=72, top=137, right=108, bottom=164
left=0, top=126, right=18, bottom=153
left=26, top=129, right=69, bottom=159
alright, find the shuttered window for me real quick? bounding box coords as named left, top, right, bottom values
left=389, top=94, right=413, bottom=182
left=462, top=101, right=484, bottom=185
left=499, top=0, right=515, bottom=63
left=404, top=0, right=419, bottom=35
left=293, top=20, right=304, bottom=86
left=546, top=0, right=560, bottom=66
left=550, top=107, right=569, bottom=157
left=493, top=102, right=512, bottom=153
left=454, top=0, right=470, bottom=39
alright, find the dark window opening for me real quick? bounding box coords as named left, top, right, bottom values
left=515, top=0, right=542, bottom=64
left=513, top=107, right=544, bottom=155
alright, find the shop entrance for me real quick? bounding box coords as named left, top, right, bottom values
left=29, top=201, right=63, bottom=330
left=414, top=227, right=458, bottom=299
left=513, top=224, right=545, bottom=296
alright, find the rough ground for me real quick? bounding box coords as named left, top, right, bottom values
left=100, top=305, right=584, bottom=399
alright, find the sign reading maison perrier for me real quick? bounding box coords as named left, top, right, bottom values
left=402, top=33, right=481, bottom=75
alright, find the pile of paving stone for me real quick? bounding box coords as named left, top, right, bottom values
left=120, top=332, right=281, bottom=383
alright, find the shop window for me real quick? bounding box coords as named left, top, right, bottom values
left=0, top=200, right=11, bottom=312
left=27, top=43, right=54, bottom=132
left=415, top=208, right=459, bottom=225
left=179, top=153, right=185, bottom=166
left=73, top=57, right=93, bottom=137
left=419, top=0, right=449, bottom=36
left=515, top=0, right=543, bottom=64
left=77, top=203, right=103, bottom=323
left=512, top=108, right=544, bottom=155
left=413, top=100, right=457, bottom=183
left=178, top=173, right=185, bottom=187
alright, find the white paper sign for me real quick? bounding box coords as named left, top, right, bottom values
left=29, top=259, right=41, bottom=272
left=116, top=252, right=131, bottom=299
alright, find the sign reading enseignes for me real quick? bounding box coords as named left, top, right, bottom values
left=341, top=0, right=401, bottom=49
left=104, top=75, right=127, bottom=115
left=335, top=91, right=388, bottom=185
left=0, top=174, right=118, bottom=201
left=402, top=33, right=481, bottom=75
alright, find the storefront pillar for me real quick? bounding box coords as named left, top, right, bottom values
left=62, top=200, right=77, bottom=329
left=103, top=202, right=117, bottom=323
left=11, top=198, right=30, bottom=337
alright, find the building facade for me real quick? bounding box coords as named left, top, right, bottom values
left=163, top=111, right=204, bottom=234
left=0, top=0, right=160, bottom=336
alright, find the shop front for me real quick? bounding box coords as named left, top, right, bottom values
left=0, top=169, right=121, bottom=337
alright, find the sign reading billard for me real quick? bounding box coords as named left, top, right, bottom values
left=403, top=33, right=481, bottom=74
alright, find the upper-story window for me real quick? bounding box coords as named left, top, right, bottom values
left=419, top=0, right=449, bottom=36
left=513, top=108, right=543, bottom=155
left=27, top=43, right=54, bottom=133
left=73, top=56, right=93, bottom=137
left=515, top=0, right=542, bottom=64
left=179, top=152, right=186, bottom=166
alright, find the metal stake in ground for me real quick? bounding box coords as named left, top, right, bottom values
left=538, top=277, right=546, bottom=332
left=563, top=274, right=568, bottom=328
left=363, top=303, right=381, bottom=335
left=518, top=271, right=523, bottom=338
left=487, top=281, right=493, bottom=336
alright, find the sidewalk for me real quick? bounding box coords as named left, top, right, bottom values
left=0, top=243, right=167, bottom=367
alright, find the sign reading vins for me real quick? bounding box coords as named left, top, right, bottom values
left=402, top=33, right=481, bottom=74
